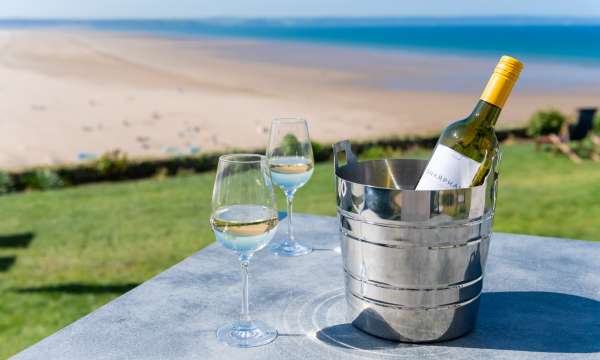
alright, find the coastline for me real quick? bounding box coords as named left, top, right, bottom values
left=0, top=29, right=599, bottom=170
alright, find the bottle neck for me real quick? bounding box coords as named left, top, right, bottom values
left=469, top=100, right=502, bottom=128
left=479, top=60, right=520, bottom=109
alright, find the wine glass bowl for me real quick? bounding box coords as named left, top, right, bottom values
left=267, top=118, right=314, bottom=257
left=210, top=154, right=279, bottom=347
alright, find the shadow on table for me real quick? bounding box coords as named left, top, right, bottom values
left=317, top=323, right=406, bottom=351
left=317, top=291, right=600, bottom=354
left=0, top=232, right=35, bottom=248
left=13, top=282, right=140, bottom=294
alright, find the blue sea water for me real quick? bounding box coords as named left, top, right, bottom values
left=1, top=17, right=600, bottom=64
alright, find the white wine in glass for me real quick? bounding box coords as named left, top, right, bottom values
left=269, top=156, right=314, bottom=192
left=211, top=205, right=279, bottom=253
left=267, top=118, right=314, bottom=257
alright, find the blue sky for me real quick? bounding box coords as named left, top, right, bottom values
left=0, top=0, right=599, bottom=18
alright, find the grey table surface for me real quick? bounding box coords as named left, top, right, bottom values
left=13, top=214, right=600, bottom=360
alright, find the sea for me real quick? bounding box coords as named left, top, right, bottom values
left=1, top=17, right=600, bottom=64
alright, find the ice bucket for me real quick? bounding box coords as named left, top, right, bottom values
left=334, top=140, right=498, bottom=343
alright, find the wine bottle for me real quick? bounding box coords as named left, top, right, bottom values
left=415, top=55, right=523, bottom=190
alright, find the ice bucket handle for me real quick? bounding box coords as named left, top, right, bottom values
left=333, top=140, right=358, bottom=172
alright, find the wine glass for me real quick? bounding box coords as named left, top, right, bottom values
left=267, top=118, right=314, bottom=257
left=210, top=154, right=279, bottom=347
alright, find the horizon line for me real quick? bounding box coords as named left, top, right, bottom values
left=1, top=15, right=600, bottom=21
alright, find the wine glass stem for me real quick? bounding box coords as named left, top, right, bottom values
left=239, top=257, right=251, bottom=325
left=284, top=193, right=295, bottom=247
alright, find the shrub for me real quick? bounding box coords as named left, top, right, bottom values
left=594, top=114, right=600, bottom=135
left=21, top=169, right=64, bottom=190
left=570, top=138, right=596, bottom=159
left=95, top=150, right=129, bottom=179
left=527, top=109, right=566, bottom=137
left=0, top=171, right=14, bottom=195
left=311, top=141, right=331, bottom=162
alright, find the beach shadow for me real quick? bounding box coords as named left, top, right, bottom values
left=14, top=282, right=140, bottom=294
left=316, top=291, right=600, bottom=354
left=0, top=232, right=35, bottom=248
left=0, top=256, right=16, bottom=272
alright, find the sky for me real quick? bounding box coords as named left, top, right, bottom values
left=0, top=0, right=599, bottom=19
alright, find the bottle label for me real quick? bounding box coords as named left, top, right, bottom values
left=415, top=144, right=481, bottom=190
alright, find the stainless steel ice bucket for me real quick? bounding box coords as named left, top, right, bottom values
left=334, top=140, right=498, bottom=343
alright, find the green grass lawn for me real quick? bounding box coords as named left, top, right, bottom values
left=1, top=142, right=599, bottom=357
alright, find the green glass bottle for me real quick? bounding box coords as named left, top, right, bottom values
left=415, top=56, right=523, bottom=190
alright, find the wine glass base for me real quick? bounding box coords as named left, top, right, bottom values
left=216, top=320, right=277, bottom=348
left=270, top=241, right=312, bottom=257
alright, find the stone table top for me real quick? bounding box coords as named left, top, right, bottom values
left=12, top=214, right=600, bottom=360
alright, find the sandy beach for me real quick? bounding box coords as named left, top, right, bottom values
left=0, top=29, right=599, bottom=170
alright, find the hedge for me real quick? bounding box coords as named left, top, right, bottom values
left=2, top=127, right=529, bottom=193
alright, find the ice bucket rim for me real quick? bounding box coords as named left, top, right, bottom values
left=333, top=140, right=493, bottom=192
